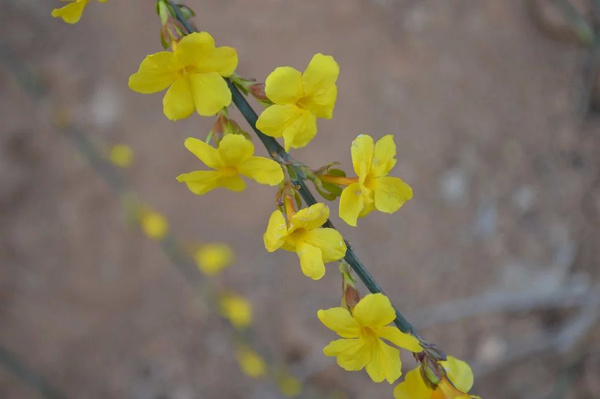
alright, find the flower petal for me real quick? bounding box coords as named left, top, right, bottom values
left=217, top=134, right=254, bottom=165
left=263, top=210, right=288, bottom=252
left=339, top=183, right=365, bottom=227
left=353, top=293, right=396, bottom=328
left=163, top=77, right=195, bottom=121
left=265, top=66, right=303, bottom=104
left=376, top=326, right=422, bottom=352
left=323, top=338, right=371, bottom=371
left=393, top=368, right=431, bottom=399
left=189, top=72, right=231, bottom=116
left=51, top=0, right=88, bottom=24
left=303, top=228, right=346, bottom=262
left=183, top=137, right=222, bottom=169
left=351, top=134, right=374, bottom=177
left=176, top=170, right=219, bottom=195
left=302, top=53, right=339, bottom=119
left=365, top=339, right=402, bottom=384
left=128, top=52, right=177, bottom=94
left=290, top=203, right=329, bottom=231
left=282, top=110, right=317, bottom=151
left=200, top=46, right=238, bottom=77
left=256, top=104, right=303, bottom=138
left=372, top=135, right=398, bottom=177
left=216, top=175, right=246, bottom=192
left=238, top=157, right=284, bottom=186
left=296, top=241, right=325, bottom=280
left=443, top=356, right=474, bottom=393
left=175, top=31, right=215, bottom=67
left=317, top=308, right=361, bottom=338
left=373, top=176, right=413, bottom=214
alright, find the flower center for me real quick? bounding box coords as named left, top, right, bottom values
left=286, top=227, right=307, bottom=246
left=220, top=166, right=238, bottom=177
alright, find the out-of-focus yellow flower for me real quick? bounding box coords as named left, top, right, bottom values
left=129, top=32, right=238, bottom=120
left=194, top=243, right=233, bottom=276
left=256, top=53, right=339, bottom=151
left=263, top=203, right=346, bottom=280
left=278, top=374, right=302, bottom=397
left=108, top=144, right=134, bottom=168
left=394, top=356, right=477, bottom=399
left=337, top=134, right=412, bottom=226
left=220, top=293, right=252, bottom=329
left=177, top=134, right=283, bottom=195
left=236, top=346, right=266, bottom=378
left=52, top=0, right=106, bottom=24
left=140, top=210, right=168, bottom=241
left=318, top=293, right=422, bottom=384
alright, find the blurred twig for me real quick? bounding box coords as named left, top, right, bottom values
left=0, top=346, right=66, bottom=399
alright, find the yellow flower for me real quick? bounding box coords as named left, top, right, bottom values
left=52, top=0, right=106, bottom=24
left=177, top=134, right=284, bottom=195
left=140, top=210, right=168, bottom=241
left=194, top=243, right=234, bottom=276
left=220, top=293, right=252, bottom=329
left=108, top=144, right=134, bottom=168
left=318, top=293, right=422, bottom=384
left=278, top=375, right=302, bottom=397
left=338, top=134, right=412, bottom=226
left=256, top=53, right=339, bottom=151
left=236, top=346, right=266, bottom=378
left=394, top=357, right=477, bottom=399
left=129, top=32, right=238, bottom=121
left=263, top=203, right=346, bottom=280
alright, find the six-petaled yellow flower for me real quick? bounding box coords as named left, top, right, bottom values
left=318, top=293, right=422, bottom=384
left=256, top=53, right=339, bottom=151
left=264, top=203, right=346, bottom=280
left=394, top=356, right=477, bottom=399
left=52, top=0, right=106, bottom=24
left=336, top=134, right=413, bottom=226
left=129, top=32, right=238, bottom=120
left=177, top=134, right=284, bottom=195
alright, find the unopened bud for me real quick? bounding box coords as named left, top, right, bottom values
left=249, top=83, right=268, bottom=101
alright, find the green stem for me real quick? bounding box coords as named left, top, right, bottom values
left=167, top=3, right=418, bottom=335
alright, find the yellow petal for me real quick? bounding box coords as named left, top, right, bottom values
left=183, top=137, right=222, bottom=169
left=265, top=66, right=303, bottom=104
left=200, top=46, right=238, bottom=77
left=163, top=77, right=195, bottom=121
left=317, top=308, right=361, bottom=338
left=443, top=356, right=474, bottom=393
left=372, top=135, right=397, bottom=177
left=263, top=210, right=288, bottom=252
left=323, top=338, right=371, bottom=371
left=175, top=31, right=215, bottom=67
left=353, top=293, right=396, bottom=328
left=282, top=110, right=317, bottom=151
left=289, top=203, right=329, bottom=231
left=220, top=294, right=252, bottom=329
left=215, top=174, right=246, bottom=192
left=339, top=183, right=365, bottom=227
left=194, top=243, right=234, bottom=276
left=256, top=104, right=303, bottom=138
left=176, top=170, right=219, bottom=195
left=189, top=72, right=231, bottom=116
left=128, top=52, right=177, bottom=94
left=365, top=339, right=402, bottom=384
left=217, top=134, right=254, bottom=166
left=302, top=53, right=339, bottom=119
left=394, top=368, right=432, bottom=399
left=238, top=157, right=284, bottom=186
left=236, top=347, right=266, bottom=378
left=296, top=241, right=325, bottom=280
left=303, top=228, right=346, bottom=262
left=372, top=176, right=413, bottom=214
left=376, top=326, right=422, bottom=352
left=51, top=0, right=89, bottom=24
left=351, top=134, right=374, bottom=177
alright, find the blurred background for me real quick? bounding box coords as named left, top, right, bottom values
left=2, top=0, right=600, bottom=398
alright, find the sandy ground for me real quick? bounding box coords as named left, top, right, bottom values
left=2, top=1, right=600, bottom=398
